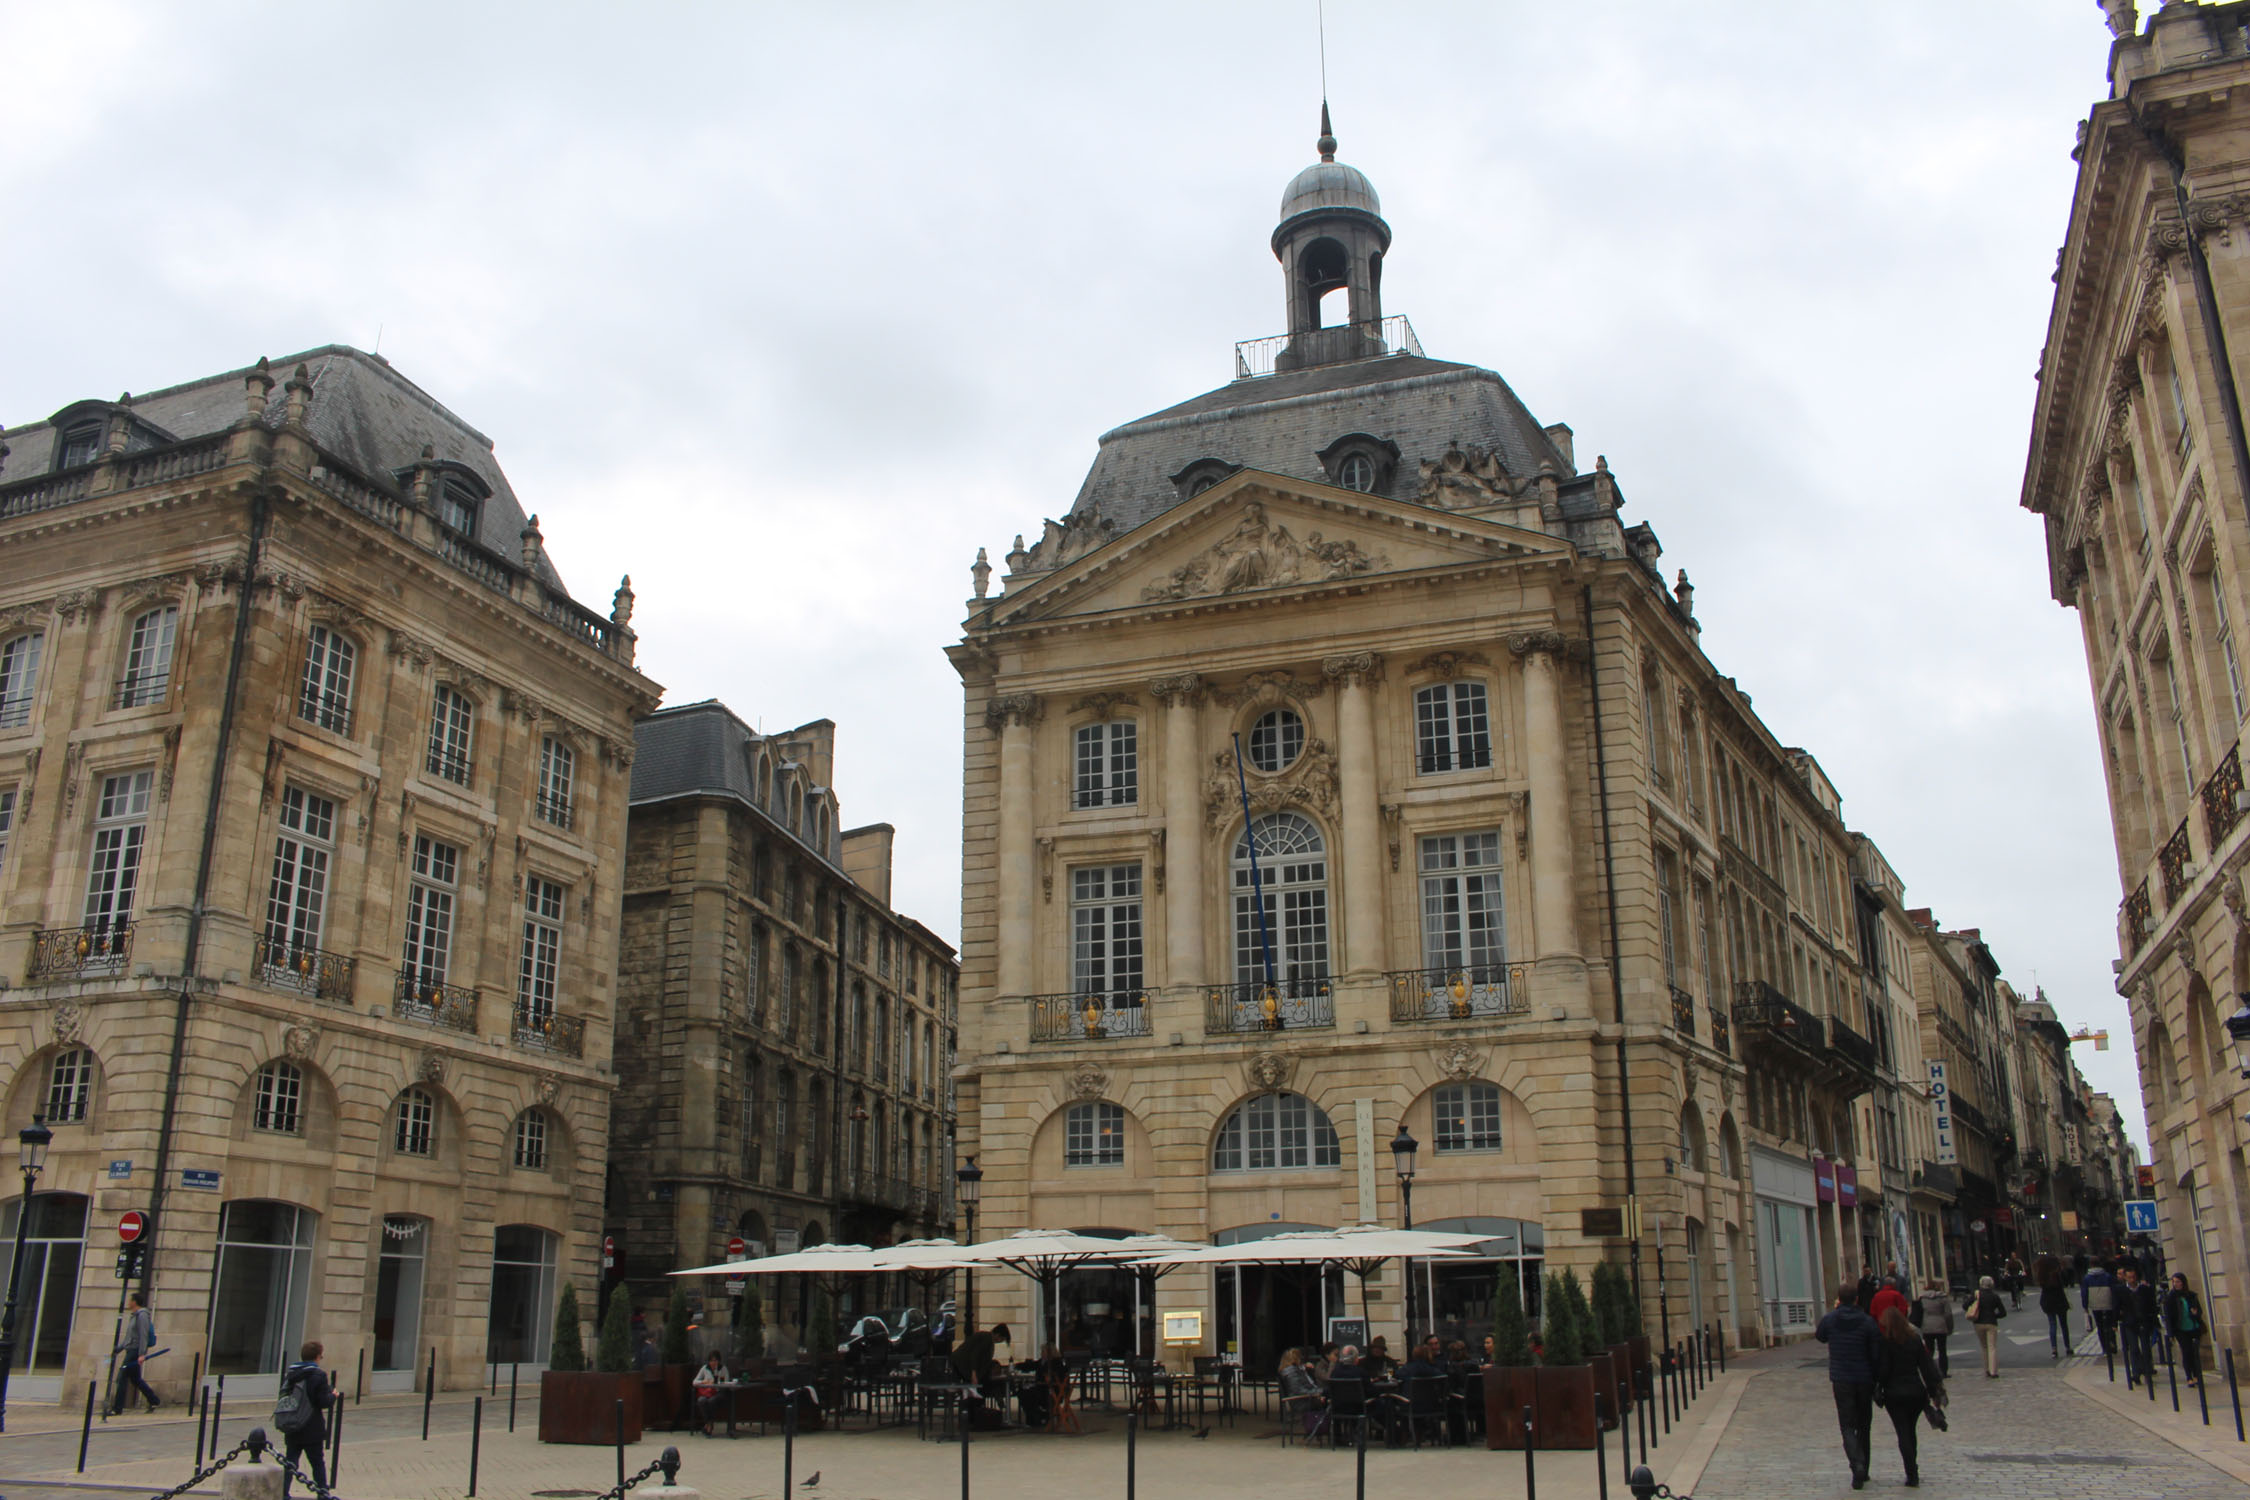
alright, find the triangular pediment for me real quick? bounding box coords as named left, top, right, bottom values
left=988, top=470, right=1572, bottom=626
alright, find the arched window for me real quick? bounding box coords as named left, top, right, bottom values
left=44, top=1046, right=94, bottom=1123
left=1719, top=1115, right=1742, bottom=1179
left=1212, top=1092, right=1340, bottom=1171
left=298, top=625, right=355, bottom=734
left=1233, top=813, right=1329, bottom=991
left=117, top=605, right=178, bottom=709
left=1066, top=1101, right=1127, bottom=1167
left=0, top=630, right=46, bottom=728
left=1433, top=1081, right=1503, bottom=1153
left=756, top=752, right=773, bottom=809
left=394, top=1087, right=436, bottom=1156
left=513, top=1109, right=550, bottom=1171
left=253, top=1061, right=304, bottom=1135
left=1679, top=1102, right=1708, bottom=1172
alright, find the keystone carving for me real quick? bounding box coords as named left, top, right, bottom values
left=1246, top=1050, right=1294, bottom=1094
left=1068, top=1061, right=1109, bottom=1101
left=283, top=1024, right=320, bottom=1061
left=418, top=1053, right=445, bottom=1084
left=537, top=1074, right=561, bottom=1107
left=51, top=1001, right=84, bottom=1046
left=1417, top=650, right=1489, bottom=681
left=1435, top=1041, right=1483, bottom=1083
left=1069, top=692, right=1137, bottom=719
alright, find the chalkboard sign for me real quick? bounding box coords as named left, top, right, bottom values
left=1326, top=1316, right=1369, bottom=1349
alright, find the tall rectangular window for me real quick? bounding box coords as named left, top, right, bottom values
left=0, top=785, right=14, bottom=874
left=2165, top=654, right=2195, bottom=786
left=1419, top=831, right=1506, bottom=974
left=1071, top=864, right=1144, bottom=998
left=519, top=877, right=565, bottom=1024
left=83, top=771, right=154, bottom=933
left=2172, top=360, right=2196, bottom=462
left=264, top=786, right=337, bottom=957
left=117, top=606, right=178, bottom=708
left=2214, top=575, right=2247, bottom=726
left=0, top=632, right=44, bottom=728
left=1073, top=721, right=1138, bottom=808
left=426, top=685, right=474, bottom=784
left=748, top=923, right=768, bottom=1027
left=401, top=836, right=458, bottom=986
left=1415, top=682, right=1492, bottom=773
left=537, top=737, right=575, bottom=828
left=1656, top=847, right=1680, bottom=987
left=298, top=626, right=355, bottom=734
left=1065, top=1101, right=1126, bottom=1167
left=1695, top=880, right=1718, bottom=1001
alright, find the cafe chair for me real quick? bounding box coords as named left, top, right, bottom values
left=1047, top=1367, right=1081, bottom=1433
left=1404, top=1374, right=1450, bottom=1449
left=1324, top=1375, right=1368, bottom=1450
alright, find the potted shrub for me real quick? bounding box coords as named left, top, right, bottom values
left=1622, top=1268, right=1652, bottom=1400
left=732, top=1282, right=766, bottom=1366
left=650, top=1279, right=694, bottom=1429
left=1484, top=1266, right=1540, bottom=1451
left=1592, top=1261, right=1635, bottom=1426
left=539, top=1284, right=645, bottom=1445
left=1533, top=1270, right=1600, bottom=1450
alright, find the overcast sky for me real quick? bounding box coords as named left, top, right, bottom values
left=1, top=4, right=2150, bottom=1145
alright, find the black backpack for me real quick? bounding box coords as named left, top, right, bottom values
left=273, top=1366, right=317, bottom=1436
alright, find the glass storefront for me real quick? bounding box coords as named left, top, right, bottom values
left=1410, top=1215, right=1544, bottom=1351
left=486, top=1224, right=558, bottom=1365
left=374, top=1216, right=429, bottom=1373
left=207, top=1200, right=317, bottom=1375
left=0, top=1193, right=88, bottom=1376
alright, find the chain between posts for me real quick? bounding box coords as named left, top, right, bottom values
left=144, top=1433, right=265, bottom=1500
left=1626, top=1466, right=1693, bottom=1500
left=269, top=1446, right=341, bottom=1500
left=593, top=1445, right=682, bottom=1500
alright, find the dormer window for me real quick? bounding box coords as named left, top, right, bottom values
left=438, top=477, right=481, bottom=538
left=58, top=421, right=103, bottom=470
left=1316, top=433, right=1400, bottom=495
left=1170, top=458, right=1241, bottom=504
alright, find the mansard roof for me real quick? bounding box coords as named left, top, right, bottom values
left=0, top=344, right=568, bottom=595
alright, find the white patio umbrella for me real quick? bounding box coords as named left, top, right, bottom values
left=670, top=1242, right=888, bottom=1278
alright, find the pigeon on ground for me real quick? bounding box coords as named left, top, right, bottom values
left=1193, top=1427, right=1211, bottom=1439
left=800, top=1473, right=819, bottom=1488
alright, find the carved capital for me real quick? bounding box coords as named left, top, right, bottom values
left=984, top=693, right=1042, bottom=732
left=1321, top=651, right=1384, bottom=688
left=54, top=589, right=101, bottom=627
left=1507, top=630, right=1569, bottom=662
left=1148, top=672, right=1206, bottom=708
left=388, top=631, right=433, bottom=669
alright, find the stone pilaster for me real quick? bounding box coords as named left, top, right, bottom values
left=1151, top=674, right=1207, bottom=989
left=988, top=693, right=1041, bottom=998
left=1511, top=632, right=1580, bottom=959
left=1323, top=652, right=1386, bottom=976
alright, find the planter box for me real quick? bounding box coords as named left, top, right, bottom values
left=539, top=1371, right=643, bottom=1445
left=1483, top=1365, right=1539, bottom=1450
left=1606, top=1343, right=1637, bottom=1423
left=1627, top=1335, right=1653, bottom=1397
left=1587, top=1350, right=1616, bottom=1430
left=1533, top=1364, right=1599, bottom=1450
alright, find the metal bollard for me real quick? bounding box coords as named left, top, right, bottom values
left=2168, top=1337, right=2182, bottom=1413
left=469, top=1395, right=483, bottom=1497
left=1638, top=1360, right=1651, bottom=1460
left=212, top=1375, right=225, bottom=1451
left=331, top=1395, right=344, bottom=1485
left=1595, top=1394, right=1609, bottom=1500
left=510, top=1362, right=520, bottom=1432
left=960, top=1389, right=971, bottom=1500
left=2222, top=1347, right=2245, bottom=1442
left=2197, top=1353, right=2212, bottom=1427
left=1619, top=1373, right=1632, bottom=1477
left=196, top=1379, right=211, bottom=1467
left=424, top=1347, right=438, bottom=1438
left=783, top=1387, right=797, bottom=1494
left=2105, top=1334, right=2116, bottom=1383
left=1627, top=1462, right=1660, bottom=1499
left=1521, top=1404, right=1535, bottom=1500
left=189, top=1352, right=204, bottom=1423
left=79, top=1379, right=97, bottom=1473
left=616, top=1398, right=627, bottom=1492
left=355, top=1348, right=365, bottom=1406
left=1355, top=1388, right=1367, bottom=1500
left=1126, top=1410, right=1137, bottom=1500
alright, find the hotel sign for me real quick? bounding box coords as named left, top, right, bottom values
left=1928, top=1060, right=1958, bottom=1166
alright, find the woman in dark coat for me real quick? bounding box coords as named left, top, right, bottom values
left=1873, top=1307, right=1946, bottom=1487
left=2035, top=1255, right=2072, bottom=1357
left=2162, top=1273, right=2207, bottom=1386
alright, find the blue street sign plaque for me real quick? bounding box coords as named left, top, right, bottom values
left=2124, top=1199, right=2159, bottom=1234
left=108, top=1160, right=132, bottom=1179
left=181, top=1168, right=221, bottom=1191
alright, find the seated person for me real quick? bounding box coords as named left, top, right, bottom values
left=1310, top=1342, right=1339, bottom=1386
left=1278, top=1347, right=1325, bottom=1435
left=1017, top=1343, right=1064, bottom=1428
left=1397, top=1339, right=1449, bottom=1444
left=950, top=1323, right=1011, bottom=1428
left=692, top=1352, right=729, bottom=1433
left=1361, top=1336, right=1398, bottom=1381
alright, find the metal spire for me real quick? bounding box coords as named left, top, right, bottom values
left=1318, top=100, right=1337, bottom=162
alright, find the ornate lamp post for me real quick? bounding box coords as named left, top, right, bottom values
left=0, top=1114, right=55, bottom=1433
left=956, top=1156, right=983, bottom=1329
left=2225, top=998, right=2250, bottom=1079
left=1391, top=1123, right=1419, bottom=1346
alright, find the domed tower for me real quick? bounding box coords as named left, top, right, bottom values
left=1272, top=104, right=1391, bottom=371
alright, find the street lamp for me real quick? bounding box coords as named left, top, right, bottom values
left=0, top=1114, right=55, bottom=1434
left=1391, top=1123, right=1419, bottom=1346
left=956, top=1156, right=983, bottom=1329
left=2225, top=997, right=2250, bottom=1079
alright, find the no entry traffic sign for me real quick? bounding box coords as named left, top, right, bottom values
left=118, top=1210, right=147, bottom=1243
left=727, top=1236, right=747, bottom=1260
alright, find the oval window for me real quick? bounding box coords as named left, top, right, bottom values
left=1247, top=709, right=1305, bottom=773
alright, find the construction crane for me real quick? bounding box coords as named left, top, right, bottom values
left=2068, top=1026, right=2110, bottom=1051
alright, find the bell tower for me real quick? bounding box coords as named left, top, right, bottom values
left=1272, top=104, right=1392, bottom=371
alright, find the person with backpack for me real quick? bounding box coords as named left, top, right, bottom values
left=1873, top=1306, right=1946, bottom=1487
left=108, top=1291, right=161, bottom=1415
left=1968, top=1276, right=2007, bottom=1379
left=2163, top=1272, right=2206, bottom=1387
left=2081, top=1260, right=2117, bottom=1355
left=274, top=1341, right=332, bottom=1496
left=1910, top=1278, right=1954, bottom=1377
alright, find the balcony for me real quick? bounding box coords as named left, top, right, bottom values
left=1029, top=991, right=1153, bottom=1042
left=28, top=923, right=131, bottom=980
left=843, top=1171, right=914, bottom=1213
left=535, top=792, right=574, bottom=831
left=1825, top=1015, right=1880, bottom=1077
left=1913, top=1161, right=1959, bottom=1198
left=1707, top=1005, right=1731, bottom=1057
left=1949, top=1093, right=1992, bottom=1138
left=2125, top=879, right=2152, bottom=953
left=1386, top=963, right=1527, bottom=1024
left=1233, top=315, right=1424, bottom=379
left=394, top=970, right=478, bottom=1034
left=2202, top=743, right=2244, bottom=848
left=1668, top=985, right=1697, bottom=1039
left=254, top=935, right=355, bottom=1003
left=1731, top=981, right=1825, bottom=1061
left=512, top=1003, right=585, bottom=1058
left=1205, top=977, right=1333, bottom=1034
left=2160, top=817, right=2193, bottom=907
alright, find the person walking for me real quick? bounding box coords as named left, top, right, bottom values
left=1816, top=1281, right=1883, bottom=1489
left=2125, top=1266, right=2163, bottom=1384
left=1870, top=1275, right=1910, bottom=1325
left=2162, top=1272, right=2206, bottom=1387
left=2035, top=1256, right=2072, bottom=1357
left=107, top=1291, right=160, bottom=1415
left=1873, top=1306, right=1946, bottom=1488
left=277, top=1342, right=332, bottom=1498
left=2082, top=1259, right=2117, bottom=1355
left=1969, top=1275, right=2007, bottom=1379
left=1911, top=1278, right=1954, bottom=1377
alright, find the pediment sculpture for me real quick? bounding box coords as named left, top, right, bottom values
left=1142, top=501, right=1386, bottom=602
left=1416, top=441, right=1516, bottom=509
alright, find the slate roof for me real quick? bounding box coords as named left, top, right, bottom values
left=1062, top=351, right=1573, bottom=538
left=0, top=345, right=569, bottom=595
left=630, top=699, right=763, bottom=807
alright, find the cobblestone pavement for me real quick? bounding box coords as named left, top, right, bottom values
left=1693, top=1300, right=2245, bottom=1499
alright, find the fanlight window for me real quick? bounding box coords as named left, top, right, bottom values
left=1211, top=1091, right=1340, bottom=1171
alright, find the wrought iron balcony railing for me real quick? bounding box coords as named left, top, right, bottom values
left=2126, top=879, right=2152, bottom=953
left=28, top=923, right=132, bottom=980
left=1949, top=1093, right=1992, bottom=1138
left=2160, top=818, right=2193, bottom=907
left=1029, top=991, right=1153, bottom=1042
left=1731, top=980, right=1824, bottom=1053
left=1233, top=315, right=1423, bottom=379
left=2203, top=742, right=2245, bottom=849
left=255, top=935, right=355, bottom=1003
left=1205, top=976, right=1333, bottom=1034
left=535, top=792, right=574, bottom=831
left=1825, top=1014, right=1880, bottom=1075
left=512, top=1002, right=586, bottom=1057
left=1669, top=984, right=1697, bottom=1038
left=1386, top=962, right=1527, bottom=1023
left=394, top=970, right=479, bottom=1033
left=113, top=672, right=169, bottom=710
left=1707, top=1005, right=1731, bottom=1057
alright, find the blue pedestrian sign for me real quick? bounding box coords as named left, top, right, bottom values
left=2124, top=1199, right=2159, bottom=1234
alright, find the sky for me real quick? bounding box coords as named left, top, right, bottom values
left=0, top=4, right=2150, bottom=1145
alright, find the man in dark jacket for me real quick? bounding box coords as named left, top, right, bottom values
left=2080, top=1261, right=2118, bottom=1354
left=2123, top=1268, right=2162, bottom=1384
left=1816, top=1283, right=1882, bottom=1490
left=279, top=1342, right=332, bottom=1498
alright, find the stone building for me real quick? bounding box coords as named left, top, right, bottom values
left=0, top=348, right=657, bottom=1403
left=2021, top=0, right=2250, bottom=1360
left=946, top=116, right=1904, bottom=1360
left=612, top=700, right=958, bottom=1347
left=1851, top=835, right=1947, bottom=1284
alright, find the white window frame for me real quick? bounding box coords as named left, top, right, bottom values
left=1433, top=1081, right=1503, bottom=1153
left=1073, top=721, right=1139, bottom=809
left=401, top=836, right=458, bottom=988
left=83, top=770, right=154, bottom=935
left=1233, top=814, right=1329, bottom=989
left=1246, top=709, right=1305, bottom=773
left=1071, top=863, right=1145, bottom=1000
left=1211, top=1091, right=1341, bottom=1171
left=1414, top=681, right=1491, bottom=775
left=298, top=626, right=355, bottom=735
left=1418, top=831, right=1506, bottom=976
left=0, top=631, right=44, bottom=729
left=46, top=1046, right=93, bottom=1123
left=514, top=1110, right=549, bottom=1171
left=0, top=785, right=15, bottom=875
left=117, top=606, right=177, bottom=709
left=426, top=685, right=475, bottom=785
left=2214, top=573, right=2246, bottom=727
left=264, top=785, right=337, bottom=961
left=537, top=737, right=575, bottom=829
left=254, top=1061, right=305, bottom=1135
left=1065, top=1100, right=1126, bottom=1167
left=394, top=1087, right=435, bottom=1156
left=518, top=876, right=565, bottom=1025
